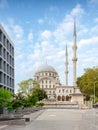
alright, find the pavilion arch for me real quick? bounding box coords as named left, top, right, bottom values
left=66, top=95, right=71, bottom=101
left=57, top=95, right=61, bottom=101
left=62, top=95, right=65, bottom=101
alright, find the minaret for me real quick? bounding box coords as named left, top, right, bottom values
left=72, top=17, right=77, bottom=87
left=65, top=42, right=68, bottom=86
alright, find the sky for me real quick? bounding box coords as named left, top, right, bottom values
left=0, top=0, right=98, bottom=92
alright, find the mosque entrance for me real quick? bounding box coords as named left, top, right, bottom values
left=66, top=95, right=71, bottom=101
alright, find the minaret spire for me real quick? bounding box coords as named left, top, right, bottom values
left=72, top=17, right=77, bottom=87
left=74, top=17, right=76, bottom=36
left=65, top=42, right=68, bottom=86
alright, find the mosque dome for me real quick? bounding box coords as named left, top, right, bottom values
left=36, top=63, right=57, bottom=73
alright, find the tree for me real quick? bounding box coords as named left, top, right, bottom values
left=0, top=88, right=12, bottom=107
left=7, top=92, right=26, bottom=110
left=18, top=78, right=33, bottom=96
left=77, top=66, right=98, bottom=99
left=32, top=85, right=47, bottom=101
left=17, top=79, right=47, bottom=108
left=27, top=94, right=38, bottom=106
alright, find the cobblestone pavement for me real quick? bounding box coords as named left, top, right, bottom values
left=0, top=109, right=98, bottom=130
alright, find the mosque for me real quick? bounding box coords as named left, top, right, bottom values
left=34, top=18, right=84, bottom=103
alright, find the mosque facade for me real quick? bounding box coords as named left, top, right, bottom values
left=34, top=18, right=84, bottom=103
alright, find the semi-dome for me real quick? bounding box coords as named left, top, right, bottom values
left=36, top=63, right=57, bottom=73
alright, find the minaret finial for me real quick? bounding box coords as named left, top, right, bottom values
left=65, top=41, right=68, bottom=86
left=66, top=42, right=68, bottom=56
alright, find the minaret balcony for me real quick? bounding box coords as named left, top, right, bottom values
left=65, top=71, right=68, bottom=73
left=72, top=58, right=77, bottom=61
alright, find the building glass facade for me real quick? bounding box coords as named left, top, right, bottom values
left=0, top=24, right=14, bottom=93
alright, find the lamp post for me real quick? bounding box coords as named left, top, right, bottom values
left=94, top=81, right=96, bottom=104
left=93, top=79, right=98, bottom=104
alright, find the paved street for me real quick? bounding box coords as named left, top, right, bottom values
left=0, top=109, right=98, bottom=130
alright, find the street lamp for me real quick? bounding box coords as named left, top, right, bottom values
left=94, top=81, right=96, bottom=104
left=94, top=80, right=98, bottom=104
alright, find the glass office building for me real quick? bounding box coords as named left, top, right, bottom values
left=0, top=24, right=14, bottom=93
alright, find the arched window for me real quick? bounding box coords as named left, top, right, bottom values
left=62, top=96, right=65, bottom=101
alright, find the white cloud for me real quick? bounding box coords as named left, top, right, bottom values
left=41, top=30, right=52, bottom=40
left=53, top=20, right=73, bottom=42
left=78, top=36, right=98, bottom=48
left=13, top=25, right=24, bottom=39
left=15, top=54, right=24, bottom=61
left=28, top=49, right=41, bottom=61
left=38, top=18, right=44, bottom=24
left=53, top=4, right=85, bottom=44
left=94, top=18, right=98, bottom=22
left=0, top=0, right=8, bottom=9
left=91, top=25, right=98, bottom=34
left=78, top=28, right=88, bottom=36
left=70, top=4, right=84, bottom=16
left=2, top=18, right=25, bottom=44
left=28, top=31, right=33, bottom=42
left=89, top=0, right=98, bottom=4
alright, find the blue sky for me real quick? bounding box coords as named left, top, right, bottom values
left=0, top=0, right=98, bottom=92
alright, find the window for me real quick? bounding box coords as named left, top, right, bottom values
left=66, top=90, right=68, bottom=93
left=59, top=90, right=61, bottom=93
left=0, top=30, right=2, bottom=42
left=62, top=89, right=64, bottom=93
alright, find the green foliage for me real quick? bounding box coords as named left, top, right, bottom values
left=32, top=86, right=47, bottom=101
left=12, top=79, right=48, bottom=110
left=29, top=94, right=38, bottom=106
left=7, top=92, right=25, bottom=110
left=18, top=78, right=33, bottom=96
left=77, top=66, right=98, bottom=98
left=0, top=88, right=12, bottom=107
left=36, top=102, right=45, bottom=107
